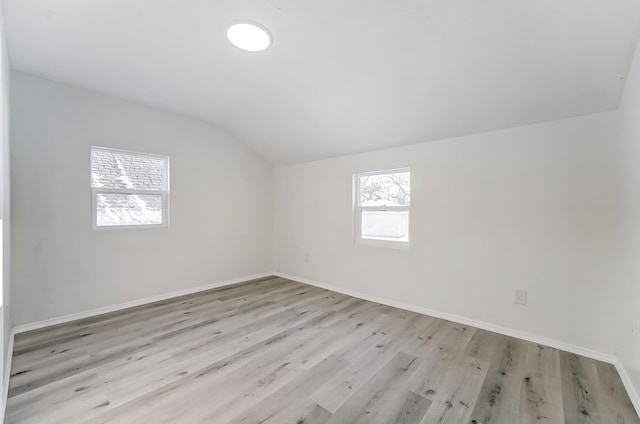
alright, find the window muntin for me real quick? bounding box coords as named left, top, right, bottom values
left=90, top=147, right=169, bottom=229
left=355, top=169, right=410, bottom=246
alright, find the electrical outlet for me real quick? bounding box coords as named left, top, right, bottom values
left=514, top=289, right=527, bottom=305
left=633, top=321, right=638, bottom=335
left=303, top=253, right=309, bottom=263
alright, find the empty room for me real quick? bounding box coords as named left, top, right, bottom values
left=0, top=0, right=640, bottom=423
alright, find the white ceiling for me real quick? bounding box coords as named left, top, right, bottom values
left=3, top=0, right=640, bottom=165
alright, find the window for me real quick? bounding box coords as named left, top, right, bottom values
left=354, top=169, right=410, bottom=247
left=90, top=147, right=169, bottom=229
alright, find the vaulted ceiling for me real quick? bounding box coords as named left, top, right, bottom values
left=3, top=0, right=640, bottom=164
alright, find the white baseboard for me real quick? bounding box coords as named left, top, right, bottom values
left=1, top=329, right=14, bottom=423
left=274, top=272, right=616, bottom=360
left=613, top=356, right=640, bottom=417
left=275, top=272, right=640, bottom=417
left=6, top=270, right=640, bottom=419
left=14, top=272, right=274, bottom=334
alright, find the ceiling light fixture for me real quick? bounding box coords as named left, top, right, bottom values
left=227, top=21, right=272, bottom=52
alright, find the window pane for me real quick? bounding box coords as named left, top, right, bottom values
left=359, top=172, right=410, bottom=207
left=361, top=210, right=409, bottom=242
left=96, top=193, right=163, bottom=227
left=91, top=148, right=167, bottom=191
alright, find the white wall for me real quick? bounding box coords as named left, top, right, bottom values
left=0, top=3, right=10, bottom=413
left=274, top=111, right=623, bottom=355
left=616, top=40, right=640, bottom=397
left=10, top=72, right=272, bottom=326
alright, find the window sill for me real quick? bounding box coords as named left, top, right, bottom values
left=93, top=223, right=169, bottom=231
left=356, top=238, right=410, bottom=250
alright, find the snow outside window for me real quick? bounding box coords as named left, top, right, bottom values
left=91, top=147, right=169, bottom=229
left=354, top=169, right=410, bottom=248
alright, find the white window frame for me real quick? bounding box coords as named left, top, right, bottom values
left=354, top=168, right=410, bottom=249
left=91, top=146, right=170, bottom=230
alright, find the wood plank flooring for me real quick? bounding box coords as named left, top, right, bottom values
left=5, top=276, right=639, bottom=423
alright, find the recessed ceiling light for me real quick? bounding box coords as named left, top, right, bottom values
left=227, top=21, right=272, bottom=52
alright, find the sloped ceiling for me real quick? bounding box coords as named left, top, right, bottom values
left=4, top=0, right=640, bottom=164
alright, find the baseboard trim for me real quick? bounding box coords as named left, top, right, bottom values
left=275, top=272, right=640, bottom=417
left=613, top=356, right=640, bottom=417
left=14, top=272, right=274, bottom=334
left=1, top=329, right=14, bottom=423
left=274, top=272, right=614, bottom=362
left=8, top=270, right=640, bottom=419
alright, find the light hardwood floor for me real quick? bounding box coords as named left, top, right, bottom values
left=5, top=276, right=639, bottom=423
